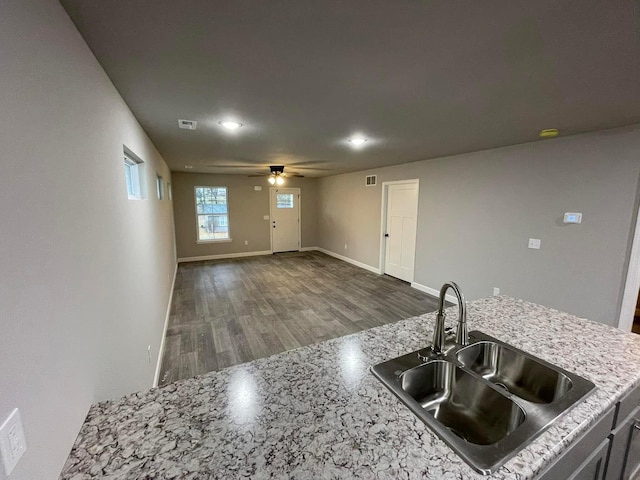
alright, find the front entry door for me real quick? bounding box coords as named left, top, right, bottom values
left=270, top=188, right=300, bottom=252
left=383, top=181, right=419, bottom=282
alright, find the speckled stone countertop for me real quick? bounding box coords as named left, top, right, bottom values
left=60, top=296, right=640, bottom=479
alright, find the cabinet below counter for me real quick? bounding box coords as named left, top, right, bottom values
left=59, top=297, right=640, bottom=480
left=539, top=380, right=640, bottom=480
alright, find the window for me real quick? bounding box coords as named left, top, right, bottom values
left=124, top=151, right=144, bottom=199
left=195, top=186, right=230, bottom=242
left=276, top=193, right=294, bottom=209
left=156, top=174, right=165, bottom=200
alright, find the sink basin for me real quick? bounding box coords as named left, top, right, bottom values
left=402, top=360, right=525, bottom=445
left=370, top=330, right=595, bottom=474
left=457, top=340, right=573, bottom=404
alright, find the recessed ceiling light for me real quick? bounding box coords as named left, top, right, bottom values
left=349, top=136, right=368, bottom=146
left=219, top=120, right=243, bottom=130
left=185, top=165, right=193, bottom=169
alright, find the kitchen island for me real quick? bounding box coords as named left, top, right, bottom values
left=59, top=296, right=640, bottom=479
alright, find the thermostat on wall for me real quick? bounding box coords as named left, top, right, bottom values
left=563, top=212, right=582, bottom=224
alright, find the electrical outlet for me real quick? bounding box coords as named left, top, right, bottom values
left=0, top=408, right=27, bottom=476
left=147, top=345, right=151, bottom=364
left=244, top=240, right=249, bottom=246
left=344, top=244, right=348, bottom=250
left=493, top=287, right=500, bottom=296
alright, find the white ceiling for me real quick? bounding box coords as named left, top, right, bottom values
left=60, top=0, right=640, bottom=177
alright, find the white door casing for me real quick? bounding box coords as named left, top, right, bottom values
left=618, top=202, right=640, bottom=332
left=382, top=180, right=419, bottom=282
left=270, top=187, right=301, bottom=253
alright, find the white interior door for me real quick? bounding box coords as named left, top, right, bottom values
left=383, top=181, right=419, bottom=282
left=270, top=188, right=300, bottom=253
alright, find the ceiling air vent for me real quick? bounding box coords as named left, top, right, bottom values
left=178, top=119, right=197, bottom=130
left=365, top=175, right=377, bottom=186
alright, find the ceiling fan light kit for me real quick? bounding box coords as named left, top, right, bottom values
left=267, top=166, right=286, bottom=185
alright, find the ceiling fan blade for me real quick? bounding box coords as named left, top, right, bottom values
left=203, top=165, right=262, bottom=169
left=286, top=165, right=332, bottom=171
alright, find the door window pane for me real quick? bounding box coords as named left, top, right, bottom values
left=277, top=193, right=294, bottom=209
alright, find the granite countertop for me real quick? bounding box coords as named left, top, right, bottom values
left=60, top=296, right=640, bottom=479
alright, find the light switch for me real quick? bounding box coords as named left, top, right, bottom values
left=254, top=186, right=262, bottom=191
left=528, top=238, right=541, bottom=249
left=263, top=215, right=269, bottom=220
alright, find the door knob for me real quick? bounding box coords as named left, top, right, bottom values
left=384, top=233, right=389, bottom=237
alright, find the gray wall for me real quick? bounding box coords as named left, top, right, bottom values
left=0, top=2, right=177, bottom=479
left=318, top=127, right=640, bottom=326
left=173, top=172, right=318, bottom=259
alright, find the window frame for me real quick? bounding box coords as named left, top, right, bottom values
left=194, top=186, right=232, bottom=243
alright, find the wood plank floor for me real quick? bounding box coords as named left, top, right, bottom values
left=158, top=251, right=440, bottom=386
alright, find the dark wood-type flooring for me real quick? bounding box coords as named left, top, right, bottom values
left=159, top=251, right=440, bottom=386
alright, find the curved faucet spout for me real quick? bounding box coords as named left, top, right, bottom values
left=432, top=281, right=467, bottom=353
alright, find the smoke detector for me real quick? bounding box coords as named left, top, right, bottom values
left=178, top=119, right=197, bottom=130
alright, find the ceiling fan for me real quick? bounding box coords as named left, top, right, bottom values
left=247, top=165, right=302, bottom=185
left=202, top=162, right=331, bottom=173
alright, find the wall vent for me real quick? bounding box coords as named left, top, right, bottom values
left=178, top=119, right=197, bottom=130
left=365, top=175, right=377, bottom=186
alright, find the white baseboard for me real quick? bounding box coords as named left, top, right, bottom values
left=299, top=246, right=318, bottom=252
left=154, top=262, right=178, bottom=387
left=411, top=281, right=458, bottom=303
left=177, top=250, right=272, bottom=263
left=316, top=247, right=381, bottom=274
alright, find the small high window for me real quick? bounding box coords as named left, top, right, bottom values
left=156, top=174, right=165, bottom=200
left=195, top=186, right=230, bottom=242
left=124, top=150, right=144, bottom=199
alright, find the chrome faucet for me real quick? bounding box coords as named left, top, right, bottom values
left=432, top=281, right=468, bottom=353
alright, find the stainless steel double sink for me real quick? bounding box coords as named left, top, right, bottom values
left=371, top=331, right=595, bottom=474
